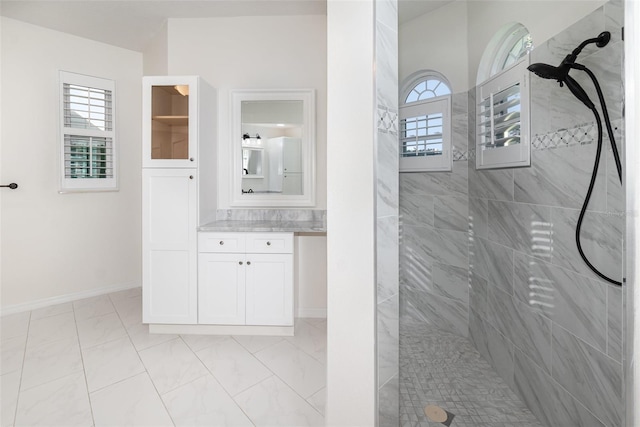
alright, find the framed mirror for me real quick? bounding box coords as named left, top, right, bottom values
left=231, top=89, right=315, bottom=207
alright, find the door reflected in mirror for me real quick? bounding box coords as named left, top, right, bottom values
left=232, top=90, right=315, bottom=207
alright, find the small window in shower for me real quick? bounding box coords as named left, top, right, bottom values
left=476, top=59, right=530, bottom=169
left=399, top=71, right=452, bottom=172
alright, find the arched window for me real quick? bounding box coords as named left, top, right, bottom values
left=399, top=71, right=452, bottom=172
left=475, top=23, right=532, bottom=170
left=402, top=71, right=452, bottom=104
left=477, top=23, right=533, bottom=84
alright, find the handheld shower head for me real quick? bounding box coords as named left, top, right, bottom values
left=527, top=31, right=611, bottom=85
left=527, top=62, right=568, bottom=82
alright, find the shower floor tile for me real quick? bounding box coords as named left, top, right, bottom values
left=400, top=322, right=543, bottom=427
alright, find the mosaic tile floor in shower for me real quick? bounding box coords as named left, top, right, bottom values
left=400, top=321, right=544, bottom=427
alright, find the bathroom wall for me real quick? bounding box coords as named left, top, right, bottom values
left=1, top=18, right=143, bottom=310
left=375, top=0, right=399, bottom=425
left=468, top=3, right=625, bottom=426
left=399, top=92, right=470, bottom=336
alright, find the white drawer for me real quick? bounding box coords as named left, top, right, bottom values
left=199, top=233, right=246, bottom=253
left=245, top=233, right=293, bottom=254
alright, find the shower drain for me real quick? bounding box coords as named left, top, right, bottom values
left=424, top=404, right=455, bottom=426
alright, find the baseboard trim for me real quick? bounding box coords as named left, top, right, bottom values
left=296, top=308, right=327, bottom=318
left=1, top=282, right=141, bottom=316
left=149, top=323, right=295, bottom=336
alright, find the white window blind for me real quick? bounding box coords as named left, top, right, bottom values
left=476, top=59, right=530, bottom=169
left=399, top=96, right=452, bottom=172
left=60, top=71, right=116, bottom=191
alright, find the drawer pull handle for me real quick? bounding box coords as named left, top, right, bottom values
left=189, top=175, right=194, bottom=180
left=190, top=157, right=195, bottom=162
left=266, top=241, right=271, bottom=246
left=219, top=241, right=224, bottom=245
left=239, top=261, right=243, bottom=265
left=247, top=261, right=251, bottom=265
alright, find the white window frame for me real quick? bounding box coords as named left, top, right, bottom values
left=400, top=95, right=452, bottom=172
left=59, top=71, right=117, bottom=192
left=476, top=58, right=530, bottom=170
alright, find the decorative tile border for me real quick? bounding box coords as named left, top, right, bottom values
left=452, top=149, right=468, bottom=162
left=378, top=105, right=398, bottom=135
left=531, top=119, right=623, bottom=151
left=467, top=120, right=623, bottom=163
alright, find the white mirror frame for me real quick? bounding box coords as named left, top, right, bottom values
left=230, top=89, right=316, bottom=207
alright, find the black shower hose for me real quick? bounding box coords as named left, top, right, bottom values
left=572, top=63, right=622, bottom=286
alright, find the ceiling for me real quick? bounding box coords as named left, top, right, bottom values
left=0, top=0, right=453, bottom=52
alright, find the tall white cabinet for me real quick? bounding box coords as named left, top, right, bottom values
left=142, top=76, right=217, bottom=324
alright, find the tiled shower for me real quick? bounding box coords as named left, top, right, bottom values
left=399, top=1, right=625, bottom=426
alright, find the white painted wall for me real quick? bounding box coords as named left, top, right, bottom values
left=165, top=15, right=327, bottom=211
left=466, top=0, right=606, bottom=88
left=400, top=1, right=607, bottom=93
left=164, top=15, right=328, bottom=317
left=399, top=0, right=469, bottom=92
left=143, top=22, right=168, bottom=75
left=0, top=18, right=143, bottom=310
left=326, top=1, right=377, bottom=424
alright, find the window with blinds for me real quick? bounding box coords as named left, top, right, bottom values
left=399, top=96, right=451, bottom=172
left=476, top=59, right=530, bottom=169
left=59, top=71, right=116, bottom=191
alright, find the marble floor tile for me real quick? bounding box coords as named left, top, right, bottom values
left=400, top=322, right=542, bottom=427
left=111, top=294, right=142, bottom=329
left=1, top=312, right=30, bottom=340
left=21, top=336, right=83, bottom=391
left=234, top=376, right=324, bottom=427
left=127, top=323, right=178, bottom=351
left=233, top=334, right=284, bottom=354
left=1, top=334, right=26, bottom=375
left=285, top=319, right=327, bottom=364
left=26, top=311, right=77, bottom=349
left=113, top=296, right=143, bottom=329
left=255, top=340, right=326, bottom=398
left=76, top=311, right=127, bottom=349
left=306, top=387, right=326, bottom=415
left=14, top=371, right=92, bottom=427
left=4, top=289, right=331, bottom=427
left=162, top=374, right=253, bottom=426
left=30, top=302, right=73, bottom=321
left=138, top=337, right=209, bottom=394
left=107, top=286, right=142, bottom=303
left=196, top=337, right=272, bottom=396
left=82, top=335, right=145, bottom=392
left=91, top=372, right=173, bottom=427
left=180, top=333, right=227, bottom=353
left=1, top=370, right=20, bottom=427
left=73, top=294, right=115, bottom=321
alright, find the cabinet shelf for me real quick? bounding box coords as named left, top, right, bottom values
left=152, top=115, right=188, bottom=126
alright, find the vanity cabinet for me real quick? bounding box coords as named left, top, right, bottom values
left=142, top=76, right=217, bottom=325
left=142, top=168, right=197, bottom=324
left=198, top=232, right=294, bottom=326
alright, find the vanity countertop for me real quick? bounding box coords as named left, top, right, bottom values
left=198, top=220, right=326, bottom=233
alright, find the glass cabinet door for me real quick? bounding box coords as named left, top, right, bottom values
left=143, top=76, right=198, bottom=168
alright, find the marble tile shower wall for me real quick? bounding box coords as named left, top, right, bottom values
left=376, top=0, right=400, bottom=425
left=399, top=91, right=470, bottom=337
left=468, top=2, right=624, bottom=427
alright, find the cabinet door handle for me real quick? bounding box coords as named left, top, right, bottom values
left=266, top=241, right=271, bottom=246
left=247, top=261, right=251, bottom=265
left=239, top=261, right=243, bottom=265
left=219, top=241, right=224, bottom=245
left=190, top=157, right=195, bottom=162
left=189, top=175, right=194, bottom=180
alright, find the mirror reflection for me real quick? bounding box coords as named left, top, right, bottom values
left=240, top=100, right=303, bottom=195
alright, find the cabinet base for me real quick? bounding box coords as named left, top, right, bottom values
left=148, top=323, right=294, bottom=336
